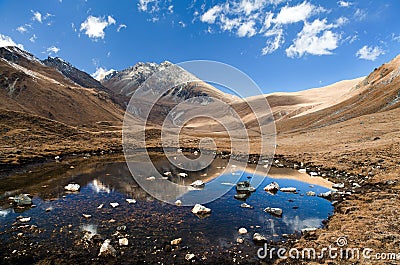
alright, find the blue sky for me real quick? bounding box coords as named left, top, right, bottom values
left=0, top=0, right=399, bottom=93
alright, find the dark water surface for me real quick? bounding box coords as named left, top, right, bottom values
left=0, top=154, right=333, bottom=264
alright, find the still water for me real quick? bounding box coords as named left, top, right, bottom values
left=0, top=154, right=333, bottom=263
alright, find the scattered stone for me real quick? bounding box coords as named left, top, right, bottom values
left=236, top=238, right=244, bottom=244
left=126, top=199, right=136, bottom=204
left=175, top=200, right=182, bottom=206
left=309, top=172, right=318, bottom=177
left=119, top=238, right=129, bottom=246
left=55, top=155, right=60, bottom=161
left=13, top=194, right=32, bottom=206
left=45, top=207, right=52, bottom=212
left=185, top=253, right=195, bottom=261
left=178, top=173, right=188, bottom=178
left=83, top=214, right=92, bottom=219
left=70, top=165, right=75, bottom=169
left=146, top=176, right=156, bottom=181
left=318, top=191, right=333, bottom=199
left=19, top=217, right=31, bottom=223
left=280, top=187, right=297, bottom=192
left=332, top=183, right=345, bottom=189
left=253, top=233, right=267, bottom=243
left=191, top=204, right=211, bottom=215
left=98, top=204, right=104, bottom=209
left=298, top=169, right=307, bottom=173
left=264, top=182, right=279, bottom=192
left=163, top=171, right=172, bottom=176
left=353, top=183, right=361, bottom=188
left=240, top=203, right=253, bottom=209
left=301, top=227, right=318, bottom=233
left=238, top=228, right=248, bottom=235
left=64, top=183, right=80, bottom=192
left=98, top=239, right=117, bottom=257
left=264, top=207, right=283, bottom=217
left=190, top=180, right=205, bottom=188
left=110, top=202, right=119, bottom=208
left=306, top=191, right=316, bottom=196
left=171, top=238, right=182, bottom=245
left=193, top=151, right=199, bottom=155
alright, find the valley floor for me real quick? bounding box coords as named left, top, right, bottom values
left=1, top=107, right=400, bottom=264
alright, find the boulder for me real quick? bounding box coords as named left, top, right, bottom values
left=280, top=187, right=296, bottom=192
left=240, top=203, right=253, bottom=209
left=178, top=173, right=188, bottom=178
left=175, top=200, right=182, bottom=206
left=185, top=253, right=195, bottom=261
left=253, top=233, right=267, bottom=243
left=98, top=239, right=116, bottom=257
left=190, top=180, right=205, bottom=188
left=332, top=183, right=345, bottom=189
left=264, top=207, right=283, bottom=217
left=110, top=202, right=119, bottom=208
left=238, top=228, right=248, bottom=235
left=126, top=199, right=136, bottom=204
left=318, top=191, right=333, bottom=199
left=13, top=194, right=32, bottom=206
left=64, top=183, right=80, bottom=192
left=119, top=238, right=129, bottom=246
left=264, top=182, right=279, bottom=192
left=306, top=191, right=316, bottom=196
left=191, top=204, right=211, bottom=215
left=171, top=238, right=182, bottom=245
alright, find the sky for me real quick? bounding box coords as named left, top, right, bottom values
left=0, top=0, right=399, bottom=94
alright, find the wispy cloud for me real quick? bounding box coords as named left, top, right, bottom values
left=117, top=24, right=127, bottom=32
left=46, top=46, right=61, bottom=55
left=31, top=11, right=53, bottom=24
left=80, top=15, right=116, bottom=40
left=29, top=34, right=37, bottom=43
left=338, top=1, right=352, bottom=8
left=356, top=45, right=384, bottom=61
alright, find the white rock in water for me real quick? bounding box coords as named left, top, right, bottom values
left=146, top=176, right=156, bottom=181
left=191, top=204, right=211, bottom=215
left=175, top=200, right=182, bottom=206
left=185, top=253, right=195, bottom=261
left=171, top=238, right=182, bottom=245
left=332, top=183, right=345, bottom=189
left=280, top=187, right=297, bottom=192
left=253, top=233, right=267, bottom=242
left=98, top=239, right=116, bottom=257
left=98, top=204, right=104, bottom=209
left=193, top=151, right=198, bottom=155
left=318, top=191, right=333, bottom=198
left=55, top=156, right=60, bottom=161
left=82, top=214, right=92, bottom=219
left=306, top=191, right=316, bottom=196
left=19, top=217, right=31, bottom=223
left=64, top=183, right=80, bottom=192
left=110, top=202, right=119, bottom=208
left=236, top=237, right=244, bottom=244
left=126, top=199, right=136, bottom=204
left=163, top=171, right=172, bottom=176
left=119, top=238, right=129, bottom=246
left=298, top=169, right=307, bottom=173
left=240, top=203, right=253, bottom=209
left=238, top=228, right=248, bottom=235
left=190, top=180, right=205, bottom=188
left=177, top=173, right=188, bottom=177
left=264, top=207, right=283, bottom=217
left=264, top=182, right=279, bottom=192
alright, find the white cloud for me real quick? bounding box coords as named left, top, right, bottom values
left=32, top=11, right=42, bottom=23
left=237, top=20, right=256, bottom=37
left=220, top=15, right=240, bottom=31
left=356, top=45, right=384, bottom=61
left=168, top=5, right=174, bottom=14
left=16, top=26, right=27, bottom=33
left=117, top=24, right=127, bottom=32
left=80, top=15, right=116, bottom=39
left=92, top=67, right=115, bottom=81
left=286, top=19, right=340, bottom=58
left=29, top=34, right=37, bottom=43
left=354, top=9, right=367, bottom=21
left=338, top=1, right=352, bottom=7
left=46, top=46, right=60, bottom=54
left=262, top=27, right=284, bottom=54
left=238, top=0, right=268, bottom=16
left=274, top=1, right=316, bottom=25
left=201, top=5, right=223, bottom=24
left=138, top=0, right=158, bottom=12
left=0, top=34, right=24, bottom=49
left=178, top=21, right=186, bottom=28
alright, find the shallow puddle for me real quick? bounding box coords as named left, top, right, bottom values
left=0, top=154, right=334, bottom=263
